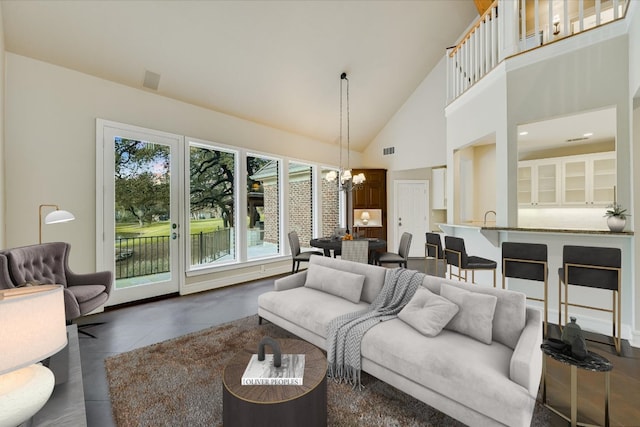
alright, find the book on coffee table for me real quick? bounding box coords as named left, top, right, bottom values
left=241, top=354, right=305, bottom=385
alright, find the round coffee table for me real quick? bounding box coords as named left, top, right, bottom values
left=222, top=338, right=327, bottom=427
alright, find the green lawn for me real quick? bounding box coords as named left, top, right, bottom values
left=116, top=218, right=225, bottom=237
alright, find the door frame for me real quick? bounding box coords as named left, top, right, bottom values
left=96, top=119, right=185, bottom=306
left=393, top=180, right=429, bottom=258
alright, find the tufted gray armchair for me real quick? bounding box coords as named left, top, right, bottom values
left=1, top=242, right=112, bottom=330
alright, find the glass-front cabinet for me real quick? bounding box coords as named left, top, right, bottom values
left=519, top=152, right=615, bottom=208
left=562, top=152, right=616, bottom=206
left=518, top=160, right=560, bottom=206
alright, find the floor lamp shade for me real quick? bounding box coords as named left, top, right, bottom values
left=44, top=209, right=75, bottom=224
left=39, top=204, right=75, bottom=244
left=0, top=285, right=67, bottom=427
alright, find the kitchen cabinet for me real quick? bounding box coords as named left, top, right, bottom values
left=518, top=159, right=560, bottom=206
left=351, top=169, right=386, bottom=242
left=432, top=168, right=447, bottom=210
left=518, top=152, right=615, bottom=208
left=562, top=152, right=616, bottom=206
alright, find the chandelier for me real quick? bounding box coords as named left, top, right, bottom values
left=325, top=72, right=365, bottom=191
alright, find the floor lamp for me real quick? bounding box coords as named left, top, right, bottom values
left=39, top=204, right=75, bottom=244
left=0, top=285, right=67, bottom=427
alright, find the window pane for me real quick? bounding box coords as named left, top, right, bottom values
left=114, top=137, right=171, bottom=287
left=189, top=144, right=236, bottom=267
left=289, top=162, right=314, bottom=249
left=321, top=167, right=340, bottom=237
left=247, top=156, right=279, bottom=259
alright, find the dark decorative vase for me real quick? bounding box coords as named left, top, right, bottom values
left=561, top=317, right=587, bottom=360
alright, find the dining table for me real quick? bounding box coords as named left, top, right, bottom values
left=309, top=237, right=387, bottom=264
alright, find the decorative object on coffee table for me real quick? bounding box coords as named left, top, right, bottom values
left=541, top=342, right=612, bottom=427
left=241, top=336, right=305, bottom=386
left=223, top=338, right=326, bottom=427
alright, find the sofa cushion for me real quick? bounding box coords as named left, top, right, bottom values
left=441, top=283, right=497, bottom=345
left=258, top=287, right=369, bottom=338
left=421, top=275, right=526, bottom=350
left=308, top=256, right=386, bottom=303
left=361, top=318, right=534, bottom=427
left=304, top=263, right=365, bottom=303
left=398, top=288, right=459, bottom=337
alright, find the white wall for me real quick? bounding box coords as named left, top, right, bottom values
left=506, top=36, right=631, bottom=220
left=628, top=0, right=640, bottom=344
left=4, top=53, right=347, bottom=287
left=628, top=1, right=640, bottom=98
left=0, top=6, right=5, bottom=247
left=445, top=64, right=509, bottom=225
left=363, top=56, right=448, bottom=171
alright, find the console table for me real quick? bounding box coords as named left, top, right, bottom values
left=30, top=325, right=87, bottom=426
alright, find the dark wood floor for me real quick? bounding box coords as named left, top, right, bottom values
left=78, top=258, right=640, bottom=427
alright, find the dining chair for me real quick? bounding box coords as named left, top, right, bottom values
left=341, top=240, right=369, bottom=264
left=288, top=231, right=322, bottom=274
left=376, top=232, right=412, bottom=268
left=558, top=245, right=622, bottom=354
left=444, top=236, right=496, bottom=287
left=333, top=227, right=347, bottom=257
left=502, top=242, right=548, bottom=336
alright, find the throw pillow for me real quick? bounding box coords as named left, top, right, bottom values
left=441, top=283, right=498, bottom=345
left=304, top=263, right=365, bottom=304
left=398, top=287, right=459, bottom=337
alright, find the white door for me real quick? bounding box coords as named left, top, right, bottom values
left=98, top=120, right=183, bottom=305
left=394, top=180, right=429, bottom=258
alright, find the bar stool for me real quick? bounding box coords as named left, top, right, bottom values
left=425, top=233, right=445, bottom=277
left=558, top=245, right=622, bottom=354
left=502, top=242, right=548, bottom=336
left=444, top=236, right=496, bottom=287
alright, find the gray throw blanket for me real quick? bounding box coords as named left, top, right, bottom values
left=327, top=268, right=425, bottom=388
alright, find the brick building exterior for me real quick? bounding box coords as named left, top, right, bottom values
left=251, top=161, right=340, bottom=250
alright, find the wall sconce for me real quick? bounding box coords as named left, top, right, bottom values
left=553, top=15, right=560, bottom=35
left=39, top=204, right=75, bottom=244
left=0, top=285, right=67, bottom=427
left=360, top=211, right=370, bottom=225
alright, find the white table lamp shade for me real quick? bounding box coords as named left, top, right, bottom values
left=0, top=285, right=67, bottom=375
left=0, top=285, right=67, bottom=426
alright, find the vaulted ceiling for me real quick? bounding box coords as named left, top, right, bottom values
left=1, top=1, right=477, bottom=151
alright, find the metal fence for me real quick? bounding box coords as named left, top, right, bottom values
left=115, top=228, right=232, bottom=279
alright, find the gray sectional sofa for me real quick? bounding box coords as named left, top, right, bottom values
left=258, top=255, right=542, bottom=427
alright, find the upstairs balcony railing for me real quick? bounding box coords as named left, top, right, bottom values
left=447, top=0, right=630, bottom=103
left=447, top=0, right=499, bottom=103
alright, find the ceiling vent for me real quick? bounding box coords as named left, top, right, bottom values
left=383, top=147, right=395, bottom=155
left=143, top=70, right=161, bottom=91
left=566, top=137, right=589, bottom=143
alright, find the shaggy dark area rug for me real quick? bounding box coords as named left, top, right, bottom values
left=105, top=315, right=550, bottom=426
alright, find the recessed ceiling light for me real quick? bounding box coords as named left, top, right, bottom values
left=583, top=132, right=593, bottom=137
left=519, top=131, right=529, bottom=136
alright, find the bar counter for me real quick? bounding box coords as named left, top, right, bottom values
left=433, top=223, right=634, bottom=343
